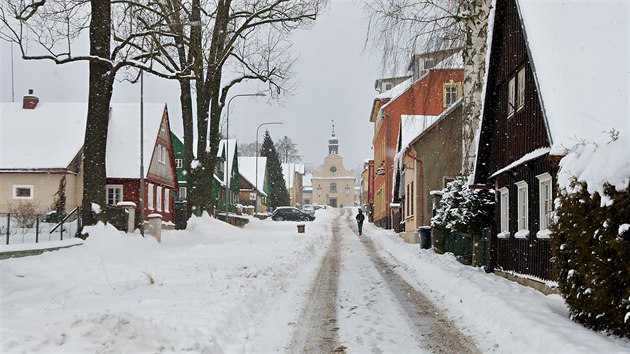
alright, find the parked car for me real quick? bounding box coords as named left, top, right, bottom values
left=302, top=204, right=315, bottom=216
left=271, top=207, right=315, bottom=221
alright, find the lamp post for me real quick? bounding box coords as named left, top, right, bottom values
left=224, top=93, right=266, bottom=220
left=255, top=121, right=283, bottom=214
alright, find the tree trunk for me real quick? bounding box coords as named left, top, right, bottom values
left=179, top=77, right=194, bottom=216
left=82, top=0, right=114, bottom=226
left=461, top=0, right=492, bottom=176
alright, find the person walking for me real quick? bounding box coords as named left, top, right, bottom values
left=356, top=209, right=365, bottom=235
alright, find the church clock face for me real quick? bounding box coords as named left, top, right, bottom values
left=329, top=165, right=337, bottom=173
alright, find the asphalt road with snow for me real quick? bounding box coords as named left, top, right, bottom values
left=288, top=209, right=479, bottom=353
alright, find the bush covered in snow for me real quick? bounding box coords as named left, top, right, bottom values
left=551, top=179, right=630, bottom=338
left=431, top=176, right=495, bottom=236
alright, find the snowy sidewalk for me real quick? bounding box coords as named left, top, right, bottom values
left=361, top=220, right=630, bottom=353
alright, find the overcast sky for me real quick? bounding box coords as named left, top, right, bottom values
left=0, top=0, right=381, bottom=173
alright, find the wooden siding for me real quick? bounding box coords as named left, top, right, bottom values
left=493, top=157, right=557, bottom=280
left=476, top=0, right=550, bottom=183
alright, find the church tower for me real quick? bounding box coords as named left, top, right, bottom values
left=328, top=120, right=339, bottom=155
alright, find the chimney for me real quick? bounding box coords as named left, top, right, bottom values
left=22, top=89, right=39, bottom=109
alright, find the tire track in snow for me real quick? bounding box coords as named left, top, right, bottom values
left=288, top=212, right=342, bottom=353
left=343, top=211, right=480, bottom=354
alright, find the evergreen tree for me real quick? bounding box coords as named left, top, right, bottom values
left=260, top=131, right=291, bottom=207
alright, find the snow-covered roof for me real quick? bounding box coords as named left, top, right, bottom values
left=238, top=156, right=267, bottom=195
left=107, top=103, right=167, bottom=178
left=302, top=173, right=312, bottom=187
left=1, top=101, right=167, bottom=178
left=375, top=77, right=412, bottom=100
left=431, top=51, right=463, bottom=70
left=490, top=147, right=551, bottom=178
left=517, top=0, right=628, bottom=155
left=217, top=139, right=237, bottom=186
left=281, top=163, right=305, bottom=188
left=1, top=102, right=86, bottom=169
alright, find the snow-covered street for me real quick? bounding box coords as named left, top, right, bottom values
left=2, top=208, right=629, bottom=353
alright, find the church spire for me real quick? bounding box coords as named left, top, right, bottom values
left=328, top=119, right=339, bottom=155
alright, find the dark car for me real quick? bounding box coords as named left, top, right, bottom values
left=271, top=207, right=315, bottom=221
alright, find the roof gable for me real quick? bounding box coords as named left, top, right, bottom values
left=517, top=0, right=628, bottom=154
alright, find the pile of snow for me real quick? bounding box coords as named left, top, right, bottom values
left=1, top=211, right=334, bottom=353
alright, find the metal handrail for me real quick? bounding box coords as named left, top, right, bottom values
left=50, top=206, right=80, bottom=234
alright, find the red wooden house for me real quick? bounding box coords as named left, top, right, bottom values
left=473, top=0, right=627, bottom=281
left=370, top=51, right=464, bottom=229
left=105, top=104, right=178, bottom=223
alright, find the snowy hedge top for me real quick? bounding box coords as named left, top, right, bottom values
left=518, top=0, right=628, bottom=155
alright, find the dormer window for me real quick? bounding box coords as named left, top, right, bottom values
left=383, top=82, right=393, bottom=91
left=424, top=58, right=435, bottom=70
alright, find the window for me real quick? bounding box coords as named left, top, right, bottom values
left=179, top=187, right=187, bottom=200
left=516, top=181, right=529, bottom=231
left=405, top=181, right=414, bottom=216
left=424, top=58, right=435, bottom=70
left=175, top=158, right=183, bottom=169
left=162, top=146, right=168, bottom=164
left=499, top=187, right=509, bottom=238
left=517, top=67, right=526, bottom=110
left=148, top=183, right=154, bottom=210
left=156, top=145, right=162, bottom=164
left=157, top=186, right=163, bottom=211
left=444, top=81, right=461, bottom=107
left=330, top=183, right=337, bottom=192
left=508, top=77, right=516, bottom=116
left=383, top=82, right=392, bottom=91
left=106, top=185, right=123, bottom=206
left=164, top=188, right=170, bottom=212
left=12, top=185, right=33, bottom=199
left=537, top=173, right=553, bottom=234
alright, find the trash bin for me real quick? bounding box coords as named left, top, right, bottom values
left=297, top=224, right=305, bottom=233
left=418, top=226, right=431, bottom=249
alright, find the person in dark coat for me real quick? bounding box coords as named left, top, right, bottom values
left=356, top=209, right=365, bottom=235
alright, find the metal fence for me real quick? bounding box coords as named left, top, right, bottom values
left=1, top=207, right=81, bottom=245
left=433, top=228, right=491, bottom=269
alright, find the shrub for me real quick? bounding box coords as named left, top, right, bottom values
left=431, top=176, right=495, bottom=236
left=551, top=179, right=630, bottom=338
left=8, top=201, right=41, bottom=228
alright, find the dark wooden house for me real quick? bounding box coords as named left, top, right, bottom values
left=473, top=0, right=627, bottom=282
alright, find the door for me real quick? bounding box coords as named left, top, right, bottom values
left=329, top=198, right=337, bottom=208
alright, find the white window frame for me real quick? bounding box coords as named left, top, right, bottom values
left=516, top=181, right=529, bottom=236
left=498, top=187, right=510, bottom=238
left=508, top=76, right=516, bottom=117
left=106, top=184, right=123, bottom=206
left=156, top=186, right=163, bottom=212
left=164, top=188, right=170, bottom=212
left=517, top=67, right=526, bottom=110
left=148, top=183, right=154, bottom=210
left=175, top=159, right=183, bottom=168
left=536, top=173, right=553, bottom=237
left=12, top=184, right=34, bottom=199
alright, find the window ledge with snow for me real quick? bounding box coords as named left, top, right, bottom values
left=536, top=229, right=552, bottom=239
left=514, top=229, right=530, bottom=239
left=497, top=231, right=511, bottom=239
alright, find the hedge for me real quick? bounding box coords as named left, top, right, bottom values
left=551, top=180, right=630, bottom=338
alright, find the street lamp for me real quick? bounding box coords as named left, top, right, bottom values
left=224, top=93, right=266, bottom=220
left=255, top=121, right=283, bottom=214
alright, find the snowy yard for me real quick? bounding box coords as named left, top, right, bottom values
left=1, top=208, right=629, bottom=353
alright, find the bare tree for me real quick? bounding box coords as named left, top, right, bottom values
left=238, top=142, right=258, bottom=157
left=0, top=1, right=183, bottom=226
left=275, top=135, right=301, bottom=163
left=142, top=0, right=325, bottom=215
left=365, top=0, right=492, bottom=175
